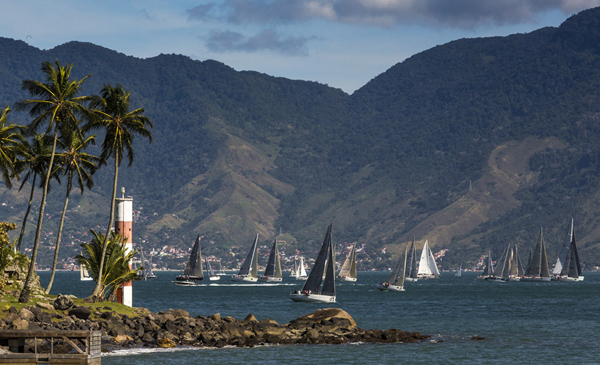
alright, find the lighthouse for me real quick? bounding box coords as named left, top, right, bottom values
left=115, top=187, right=133, bottom=307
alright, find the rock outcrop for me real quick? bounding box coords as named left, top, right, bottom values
left=0, top=305, right=429, bottom=351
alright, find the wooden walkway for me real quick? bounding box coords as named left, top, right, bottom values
left=0, top=330, right=101, bottom=364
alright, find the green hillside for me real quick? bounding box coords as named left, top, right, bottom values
left=1, top=8, right=600, bottom=270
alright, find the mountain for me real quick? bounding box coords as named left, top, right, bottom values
left=2, top=8, right=600, bottom=270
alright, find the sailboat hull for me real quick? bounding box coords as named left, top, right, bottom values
left=417, top=274, right=439, bottom=279
left=289, top=292, right=336, bottom=303
left=258, top=276, right=283, bottom=282
left=208, top=275, right=220, bottom=281
left=520, top=276, right=551, bottom=282
left=376, top=283, right=405, bottom=291
left=404, top=277, right=418, bottom=282
left=336, top=275, right=357, bottom=282
left=552, top=275, right=584, bottom=282
left=172, top=280, right=205, bottom=286
left=231, top=275, right=258, bottom=282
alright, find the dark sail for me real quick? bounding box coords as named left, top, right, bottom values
left=405, top=238, right=418, bottom=279
left=237, top=234, right=259, bottom=276
left=183, top=235, right=203, bottom=279
left=526, top=228, right=543, bottom=276
left=302, top=223, right=332, bottom=292
left=321, top=228, right=336, bottom=296
left=263, top=237, right=278, bottom=277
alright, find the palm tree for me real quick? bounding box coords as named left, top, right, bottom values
left=13, top=133, right=58, bottom=252
left=45, top=129, right=99, bottom=294
left=75, top=230, right=141, bottom=301
left=86, top=84, right=152, bottom=301
left=15, top=60, right=92, bottom=303
left=0, top=105, right=25, bottom=189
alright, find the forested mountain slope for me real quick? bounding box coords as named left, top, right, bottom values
left=2, top=8, right=600, bottom=269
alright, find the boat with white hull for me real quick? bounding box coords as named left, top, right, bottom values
left=337, top=242, right=357, bottom=282
left=404, top=238, right=418, bottom=282
left=553, top=219, right=584, bottom=282
left=290, top=223, right=336, bottom=303
left=417, top=240, right=440, bottom=279
left=377, top=244, right=407, bottom=291
left=521, top=228, right=551, bottom=282
left=259, top=237, right=283, bottom=282
left=173, top=235, right=204, bottom=286
left=232, top=234, right=259, bottom=282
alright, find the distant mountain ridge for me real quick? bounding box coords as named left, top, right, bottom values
left=2, top=7, right=600, bottom=269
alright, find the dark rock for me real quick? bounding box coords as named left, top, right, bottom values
left=471, top=336, right=485, bottom=340
left=68, top=307, right=91, bottom=320
left=8, top=306, right=17, bottom=314
left=52, top=294, right=74, bottom=310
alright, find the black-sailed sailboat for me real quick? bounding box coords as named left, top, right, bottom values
left=259, top=237, right=283, bottom=282
left=173, top=235, right=204, bottom=286
left=290, top=223, right=336, bottom=303
left=232, top=234, right=259, bottom=282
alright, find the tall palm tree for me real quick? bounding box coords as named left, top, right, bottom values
left=15, top=60, right=92, bottom=303
left=0, top=105, right=25, bottom=189
left=75, top=230, right=141, bottom=301
left=86, top=84, right=152, bottom=301
left=13, top=133, right=59, bottom=252
left=45, top=129, right=99, bottom=294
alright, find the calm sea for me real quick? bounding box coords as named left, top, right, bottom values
left=39, top=271, right=600, bottom=364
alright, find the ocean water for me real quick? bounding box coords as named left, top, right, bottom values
left=40, top=271, right=600, bottom=364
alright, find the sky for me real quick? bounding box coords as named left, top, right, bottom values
left=1, top=1, right=600, bottom=94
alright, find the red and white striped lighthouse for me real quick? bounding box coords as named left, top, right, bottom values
left=114, top=187, right=133, bottom=307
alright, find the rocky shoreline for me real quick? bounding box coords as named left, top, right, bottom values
left=1, top=294, right=429, bottom=352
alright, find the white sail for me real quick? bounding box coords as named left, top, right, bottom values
left=417, top=240, right=440, bottom=279
left=553, top=219, right=573, bottom=275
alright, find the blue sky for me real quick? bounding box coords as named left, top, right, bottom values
left=1, top=1, right=599, bottom=93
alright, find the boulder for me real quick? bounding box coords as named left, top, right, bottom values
left=68, top=306, right=91, bottom=320
left=157, top=337, right=176, bottom=348
left=36, top=302, right=55, bottom=311
left=19, top=308, right=35, bottom=321
left=167, top=309, right=189, bottom=318
left=210, top=313, right=221, bottom=321
left=293, top=308, right=357, bottom=328
left=11, top=318, right=29, bottom=330
left=53, top=294, right=75, bottom=310
left=242, top=313, right=258, bottom=325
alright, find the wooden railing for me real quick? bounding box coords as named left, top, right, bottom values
left=0, top=330, right=101, bottom=364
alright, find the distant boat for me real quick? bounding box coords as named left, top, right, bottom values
left=80, top=263, right=92, bottom=281
left=337, top=242, right=357, bottom=282
left=405, top=238, right=418, bottom=282
left=173, top=235, right=204, bottom=286
left=486, top=244, right=510, bottom=282
left=417, top=240, right=440, bottom=279
left=507, top=244, right=524, bottom=281
left=232, top=234, right=259, bottom=282
left=294, top=256, right=308, bottom=280
left=259, top=237, right=283, bottom=282
left=290, top=223, right=336, bottom=303
left=217, top=261, right=226, bottom=275
left=521, top=228, right=551, bottom=282
left=553, top=220, right=584, bottom=282
left=478, top=251, right=494, bottom=279
left=377, top=245, right=407, bottom=291
left=205, top=257, right=220, bottom=281
left=455, top=263, right=462, bottom=277
left=137, top=246, right=156, bottom=280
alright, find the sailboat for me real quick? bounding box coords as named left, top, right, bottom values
left=478, top=251, right=494, bottom=279
left=295, top=256, right=308, bottom=280
left=486, top=244, right=510, bottom=282
left=290, top=223, right=336, bottom=303
left=404, top=238, right=418, bottom=282
left=232, top=234, right=259, bottom=282
left=173, top=235, right=204, bottom=286
left=521, top=228, right=551, bottom=282
left=377, top=245, right=407, bottom=291
left=217, top=261, right=226, bottom=275
left=455, top=263, right=462, bottom=277
left=80, top=263, right=92, bottom=281
left=417, top=240, right=440, bottom=279
left=554, top=220, right=584, bottom=281
left=205, top=257, right=220, bottom=281
left=336, top=242, right=357, bottom=282
left=259, top=237, right=283, bottom=282
left=507, top=244, right=524, bottom=281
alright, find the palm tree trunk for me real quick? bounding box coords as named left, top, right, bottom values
left=19, top=131, right=58, bottom=303
left=89, top=152, right=119, bottom=301
left=46, top=176, right=72, bottom=294
left=17, top=173, right=37, bottom=252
